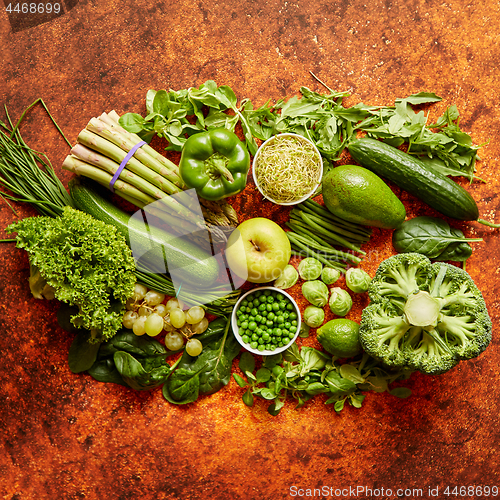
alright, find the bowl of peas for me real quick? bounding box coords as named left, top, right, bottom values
left=231, top=286, right=302, bottom=355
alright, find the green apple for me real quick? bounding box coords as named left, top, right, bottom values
left=225, top=217, right=291, bottom=284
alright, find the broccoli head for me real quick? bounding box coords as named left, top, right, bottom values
left=359, top=253, right=492, bottom=375
left=7, top=206, right=136, bottom=342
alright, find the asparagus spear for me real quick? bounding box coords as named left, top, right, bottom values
left=87, top=117, right=184, bottom=188
left=104, top=110, right=185, bottom=189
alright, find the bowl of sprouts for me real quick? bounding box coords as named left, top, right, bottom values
left=252, top=133, right=323, bottom=205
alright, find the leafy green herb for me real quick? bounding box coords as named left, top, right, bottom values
left=234, top=345, right=411, bottom=415
left=392, top=216, right=482, bottom=263
left=120, top=80, right=259, bottom=155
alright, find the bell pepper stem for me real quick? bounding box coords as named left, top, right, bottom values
left=205, top=153, right=235, bottom=183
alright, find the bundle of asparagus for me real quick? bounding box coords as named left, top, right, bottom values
left=62, top=111, right=239, bottom=245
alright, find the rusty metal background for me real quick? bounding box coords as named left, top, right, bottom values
left=1, top=0, right=499, bottom=498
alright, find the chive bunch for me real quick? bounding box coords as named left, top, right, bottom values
left=0, top=99, right=74, bottom=218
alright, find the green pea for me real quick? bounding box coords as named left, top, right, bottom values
left=241, top=300, right=248, bottom=307
left=289, top=325, right=297, bottom=333
left=266, top=296, right=275, bottom=303
left=258, top=344, right=266, bottom=352
left=289, top=312, right=298, bottom=320
left=241, top=335, right=250, bottom=343
left=286, top=303, right=294, bottom=310
left=248, top=321, right=257, bottom=331
left=251, top=333, right=259, bottom=341
left=255, top=314, right=263, bottom=323
left=250, top=342, right=258, bottom=349
left=262, top=332, right=270, bottom=341
left=241, top=321, right=249, bottom=330
left=272, top=302, right=280, bottom=311
left=258, top=303, right=266, bottom=312
left=268, top=312, right=276, bottom=321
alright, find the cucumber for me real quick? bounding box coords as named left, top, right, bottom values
left=348, top=138, right=480, bottom=221
left=69, top=178, right=220, bottom=288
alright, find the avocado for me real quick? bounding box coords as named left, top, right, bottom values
left=322, top=165, right=406, bottom=229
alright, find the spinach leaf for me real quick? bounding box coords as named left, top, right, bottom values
left=162, top=367, right=203, bottom=405
left=98, top=329, right=169, bottom=358
left=86, top=329, right=171, bottom=389
left=392, top=216, right=482, bottom=261
left=163, top=317, right=241, bottom=405
left=87, top=358, right=127, bottom=386
left=68, top=328, right=101, bottom=374
left=114, top=351, right=171, bottom=391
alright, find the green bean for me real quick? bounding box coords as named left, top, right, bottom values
left=288, top=236, right=347, bottom=270
left=287, top=231, right=361, bottom=264
left=298, top=200, right=373, bottom=237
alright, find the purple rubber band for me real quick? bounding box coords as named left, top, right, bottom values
left=109, top=140, right=146, bottom=192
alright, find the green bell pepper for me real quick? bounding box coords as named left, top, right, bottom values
left=179, top=129, right=250, bottom=201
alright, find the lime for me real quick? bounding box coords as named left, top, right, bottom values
left=316, top=318, right=362, bottom=358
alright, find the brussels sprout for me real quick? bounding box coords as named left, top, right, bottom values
left=298, top=257, right=323, bottom=280
left=345, top=268, right=371, bottom=293
left=321, top=266, right=341, bottom=285
left=301, top=280, right=329, bottom=307
left=303, top=305, right=325, bottom=328
left=329, top=287, right=352, bottom=316
left=274, top=264, right=299, bottom=290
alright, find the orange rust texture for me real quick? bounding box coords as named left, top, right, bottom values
left=1, top=0, right=500, bottom=499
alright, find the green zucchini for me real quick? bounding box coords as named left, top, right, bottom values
left=69, top=178, right=220, bottom=288
left=348, top=138, right=499, bottom=227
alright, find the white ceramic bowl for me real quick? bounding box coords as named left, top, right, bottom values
left=231, top=286, right=302, bottom=356
left=252, top=133, right=323, bottom=206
